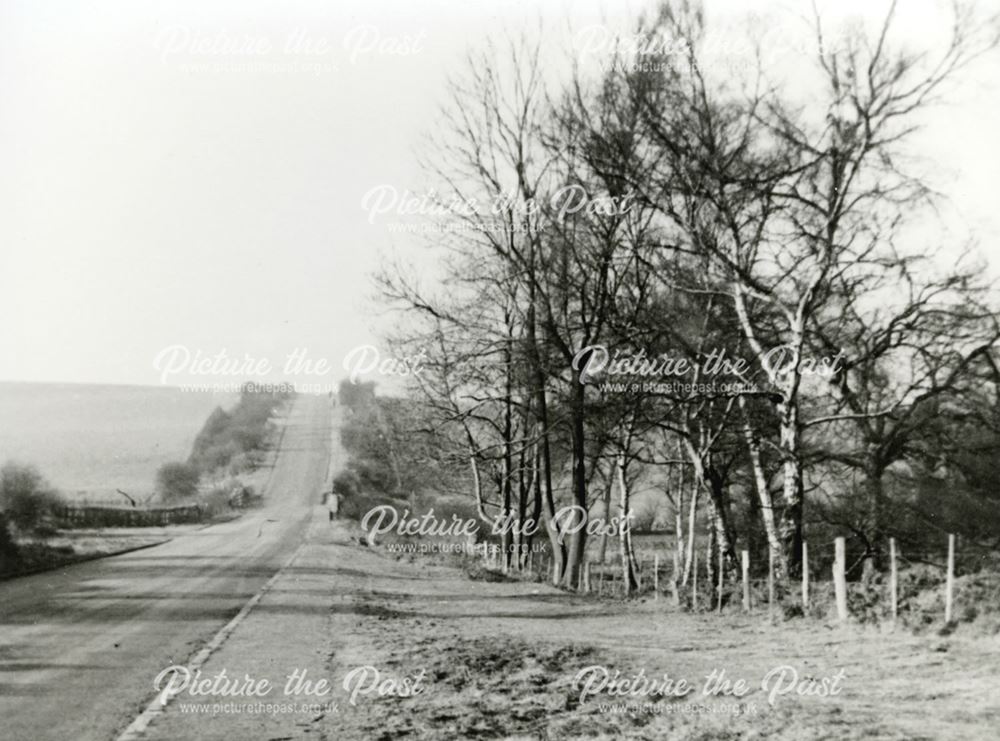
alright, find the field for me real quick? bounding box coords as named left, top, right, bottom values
left=0, top=382, right=235, bottom=501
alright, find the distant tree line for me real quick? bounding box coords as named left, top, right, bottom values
left=333, top=380, right=449, bottom=519
left=155, top=383, right=293, bottom=501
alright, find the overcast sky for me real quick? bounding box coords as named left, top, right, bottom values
left=1, top=0, right=997, bottom=390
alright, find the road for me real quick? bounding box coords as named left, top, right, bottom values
left=0, top=393, right=332, bottom=741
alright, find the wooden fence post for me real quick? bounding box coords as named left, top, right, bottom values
left=768, top=547, right=775, bottom=621
left=945, top=534, right=955, bottom=623
left=741, top=550, right=750, bottom=612
left=802, top=541, right=809, bottom=611
left=889, top=537, right=898, bottom=623
left=834, top=537, right=848, bottom=622
left=692, top=548, right=698, bottom=611
left=705, top=538, right=712, bottom=601
left=654, top=554, right=660, bottom=599
left=717, top=545, right=724, bottom=613
left=671, top=549, right=680, bottom=606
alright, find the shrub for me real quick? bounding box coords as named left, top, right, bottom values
left=350, top=459, right=396, bottom=495
left=156, top=461, right=201, bottom=502
left=228, top=484, right=261, bottom=509
left=420, top=496, right=479, bottom=528
left=629, top=497, right=660, bottom=534
left=201, top=485, right=234, bottom=517
left=186, top=386, right=289, bottom=474
left=332, top=470, right=361, bottom=500
left=227, top=452, right=256, bottom=476
left=339, top=491, right=400, bottom=521
left=0, top=462, right=62, bottom=533
left=0, top=511, right=20, bottom=571
left=338, top=379, right=376, bottom=411
left=192, top=440, right=242, bottom=472
left=194, top=407, right=232, bottom=446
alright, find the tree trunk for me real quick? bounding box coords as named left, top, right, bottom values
left=706, top=466, right=737, bottom=570
left=521, top=236, right=561, bottom=582
left=682, top=439, right=737, bottom=574
left=706, top=506, right=718, bottom=604
left=598, top=473, right=613, bottom=564
left=526, top=440, right=542, bottom=565
left=683, top=481, right=698, bottom=586
left=740, top=398, right=786, bottom=577
left=777, top=400, right=804, bottom=575
left=514, top=435, right=531, bottom=570
left=564, top=381, right=588, bottom=589
left=674, top=463, right=686, bottom=570
left=733, top=285, right=804, bottom=576
left=617, top=451, right=639, bottom=595
left=861, top=456, right=887, bottom=582
left=525, top=236, right=565, bottom=586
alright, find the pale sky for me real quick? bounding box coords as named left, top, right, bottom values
left=1, top=0, right=997, bottom=389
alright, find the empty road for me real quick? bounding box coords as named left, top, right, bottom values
left=0, top=393, right=332, bottom=741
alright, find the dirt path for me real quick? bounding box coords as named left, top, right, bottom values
left=144, top=513, right=1000, bottom=741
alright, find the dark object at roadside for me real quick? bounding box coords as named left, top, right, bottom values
left=228, top=484, right=261, bottom=509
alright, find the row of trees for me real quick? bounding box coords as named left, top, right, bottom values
left=378, top=1, right=1000, bottom=593
left=155, top=383, right=293, bottom=501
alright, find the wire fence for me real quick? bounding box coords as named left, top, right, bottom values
left=470, top=532, right=983, bottom=624
left=52, top=503, right=205, bottom=528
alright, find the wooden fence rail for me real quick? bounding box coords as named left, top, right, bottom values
left=53, top=503, right=204, bottom=528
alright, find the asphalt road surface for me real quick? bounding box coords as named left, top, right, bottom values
left=0, top=393, right=332, bottom=741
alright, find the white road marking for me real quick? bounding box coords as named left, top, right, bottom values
left=115, top=542, right=305, bottom=741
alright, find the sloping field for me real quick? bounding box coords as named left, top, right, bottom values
left=0, top=382, right=235, bottom=501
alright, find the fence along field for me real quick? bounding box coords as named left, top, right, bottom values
left=473, top=533, right=969, bottom=626
left=51, top=502, right=205, bottom=528
left=0, top=383, right=290, bottom=578
left=335, top=379, right=999, bottom=635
